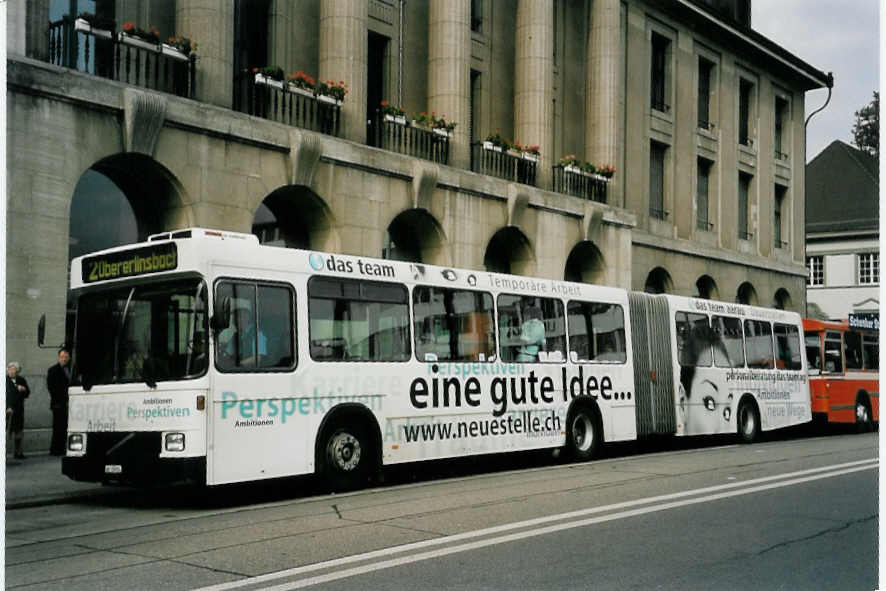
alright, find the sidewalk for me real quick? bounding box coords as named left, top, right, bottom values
left=5, top=453, right=127, bottom=508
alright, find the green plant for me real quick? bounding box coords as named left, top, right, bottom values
left=77, top=11, right=115, bottom=31
left=253, top=65, right=285, bottom=81
left=121, top=22, right=159, bottom=44
left=524, top=145, right=540, bottom=156
left=317, top=80, right=348, bottom=101
left=559, top=154, right=581, bottom=167
left=432, top=115, right=457, bottom=132
left=598, top=164, right=616, bottom=178
left=485, top=132, right=506, bottom=148
left=286, top=71, right=315, bottom=90
left=380, top=100, right=406, bottom=117
left=166, top=34, right=197, bottom=55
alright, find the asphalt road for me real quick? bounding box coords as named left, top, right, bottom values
left=5, top=431, right=878, bottom=590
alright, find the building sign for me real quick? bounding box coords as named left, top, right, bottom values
left=848, top=313, right=879, bottom=331
left=82, top=243, right=178, bottom=283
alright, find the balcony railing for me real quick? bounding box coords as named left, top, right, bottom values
left=470, top=143, right=537, bottom=186
left=233, top=72, right=341, bottom=137
left=47, top=18, right=195, bottom=98
left=370, top=113, right=450, bottom=164
left=552, top=165, right=608, bottom=203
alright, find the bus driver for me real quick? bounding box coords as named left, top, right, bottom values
left=218, top=302, right=267, bottom=367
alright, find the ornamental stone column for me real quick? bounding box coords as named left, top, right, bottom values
left=320, top=0, right=368, bottom=143
left=515, top=0, right=554, bottom=190
left=428, top=0, right=471, bottom=169
left=176, top=3, right=234, bottom=108
left=586, top=0, right=622, bottom=204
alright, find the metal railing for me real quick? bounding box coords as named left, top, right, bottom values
left=47, top=18, right=196, bottom=99
left=470, top=143, right=537, bottom=186
left=370, top=112, right=450, bottom=164
left=233, top=71, right=341, bottom=136
left=552, top=165, right=608, bottom=203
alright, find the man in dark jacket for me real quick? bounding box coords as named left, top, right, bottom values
left=6, top=362, right=30, bottom=459
left=46, top=348, right=71, bottom=456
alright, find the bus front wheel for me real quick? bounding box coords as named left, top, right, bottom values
left=855, top=397, right=873, bottom=433
left=566, top=406, right=601, bottom=461
left=321, top=424, right=372, bottom=491
left=737, top=399, right=760, bottom=444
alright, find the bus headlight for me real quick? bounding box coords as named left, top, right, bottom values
left=67, top=433, right=85, bottom=452
left=165, top=432, right=185, bottom=452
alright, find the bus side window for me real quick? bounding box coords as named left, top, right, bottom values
left=773, top=323, right=802, bottom=370
left=863, top=333, right=879, bottom=370
left=804, top=334, right=822, bottom=371
left=256, top=285, right=295, bottom=369
left=743, top=320, right=774, bottom=369
left=823, top=331, right=843, bottom=373
left=567, top=301, right=626, bottom=363
left=711, top=315, right=744, bottom=368
left=497, top=294, right=566, bottom=363
left=412, top=285, right=495, bottom=362
left=675, top=312, right=712, bottom=367
left=844, top=330, right=863, bottom=370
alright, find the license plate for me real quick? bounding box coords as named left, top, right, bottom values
left=104, top=464, right=122, bottom=474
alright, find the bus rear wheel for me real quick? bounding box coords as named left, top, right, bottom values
left=855, top=398, right=873, bottom=433
left=566, top=407, right=601, bottom=461
left=737, top=399, right=760, bottom=444
left=321, top=424, right=372, bottom=491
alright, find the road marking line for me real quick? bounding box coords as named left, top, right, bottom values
left=193, top=458, right=877, bottom=591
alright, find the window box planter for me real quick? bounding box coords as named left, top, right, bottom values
left=254, top=73, right=284, bottom=90
left=432, top=128, right=452, bottom=138
left=160, top=43, right=190, bottom=62
left=384, top=114, right=407, bottom=125
left=74, top=18, right=114, bottom=39
left=482, top=141, right=503, bottom=152
left=287, top=85, right=315, bottom=99
left=317, top=94, right=341, bottom=106
left=522, top=152, right=538, bottom=163
left=120, top=32, right=160, bottom=52
left=564, top=165, right=609, bottom=182
left=507, top=148, right=523, bottom=158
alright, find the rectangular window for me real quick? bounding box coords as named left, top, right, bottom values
left=844, top=330, right=863, bottom=370
left=216, top=281, right=295, bottom=372
left=773, top=185, right=787, bottom=247
left=308, top=277, right=410, bottom=362
left=775, top=96, right=789, bottom=159
left=805, top=333, right=822, bottom=371
left=711, top=315, right=744, bottom=368
left=696, top=158, right=711, bottom=230
left=739, top=78, right=753, bottom=146
left=697, top=57, right=713, bottom=129
left=773, top=323, right=802, bottom=370
left=676, top=312, right=712, bottom=368
left=823, top=331, right=843, bottom=373
left=738, top=173, right=751, bottom=240
left=651, top=33, right=669, bottom=112
left=471, top=0, right=483, bottom=32
left=806, top=256, right=824, bottom=286
left=650, top=141, right=667, bottom=219
left=743, top=319, right=773, bottom=369
left=412, top=286, right=495, bottom=362
left=497, top=295, right=566, bottom=363
left=863, top=333, right=879, bottom=370
left=567, top=301, right=627, bottom=363
left=858, top=252, right=879, bottom=285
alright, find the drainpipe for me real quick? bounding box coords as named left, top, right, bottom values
left=803, top=71, right=834, bottom=318
left=398, top=0, right=405, bottom=106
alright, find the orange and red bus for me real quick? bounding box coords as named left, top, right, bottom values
left=803, top=315, right=879, bottom=430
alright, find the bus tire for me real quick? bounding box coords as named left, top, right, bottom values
left=319, top=422, right=373, bottom=492
left=565, top=404, right=602, bottom=462
left=737, top=398, right=760, bottom=444
left=855, top=395, right=873, bottom=433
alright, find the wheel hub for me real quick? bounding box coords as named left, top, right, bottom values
left=329, top=433, right=361, bottom=472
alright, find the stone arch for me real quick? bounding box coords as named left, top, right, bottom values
left=251, top=186, right=340, bottom=252
left=694, top=275, right=720, bottom=300
left=736, top=281, right=758, bottom=306
left=644, top=266, right=673, bottom=294
left=484, top=227, right=535, bottom=275
left=772, top=288, right=793, bottom=311
left=382, top=208, right=450, bottom=265
left=66, top=155, right=193, bottom=343
left=564, top=241, right=606, bottom=284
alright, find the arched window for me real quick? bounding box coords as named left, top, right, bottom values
left=644, top=267, right=673, bottom=294
left=484, top=227, right=534, bottom=275
left=564, top=241, right=606, bottom=284
left=736, top=282, right=758, bottom=306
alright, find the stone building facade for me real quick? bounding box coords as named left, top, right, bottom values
left=6, top=0, right=828, bottom=450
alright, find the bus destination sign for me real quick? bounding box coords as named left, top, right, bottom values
left=82, top=243, right=178, bottom=283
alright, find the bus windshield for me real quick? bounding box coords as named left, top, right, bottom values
left=73, top=278, right=208, bottom=387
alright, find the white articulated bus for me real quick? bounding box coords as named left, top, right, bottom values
left=57, top=229, right=811, bottom=489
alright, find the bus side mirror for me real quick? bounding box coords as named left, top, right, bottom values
left=37, top=314, right=46, bottom=347
left=210, top=297, right=231, bottom=331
